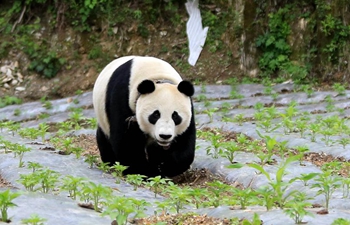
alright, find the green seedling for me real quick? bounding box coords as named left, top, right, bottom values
left=308, top=122, right=321, bottom=142
left=220, top=102, right=232, bottom=115
left=85, top=117, right=97, bottom=129
left=71, top=146, right=83, bottom=159
left=61, top=175, right=86, bottom=200
left=301, top=85, right=314, bottom=98
left=332, top=218, right=350, bottom=225
left=146, top=176, right=173, bottom=198
left=333, top=83, right=346, bottom=96
left=69, top=110, right=84, bottom=125
left=12, top=144, right=31, bottom=167
left=21, top=214, right=47, bottom=225
left=62, top=137, right=74, bottom=153
left=320, top=128, right=336, bottom=146
left=110, top=162, right=127, bottom=184
left=8, top=122, right=21, bottom=136
left=236, top=133, right=249, bottom=146
left=0, top=189, right=21, bottom=223
left=18, top=127, right=39, bottom=140
left=13, top=108, right=21, bottom=116
left=125, top=174, right=146, bottom=191
left=80, top=181, right=112, bottom=212
left=295, top=118, right=308, bottom=138
left=165, top=184, right=191, bottom=213
left=155, top=200, right=176, bottom=215
left=311, top=171, right=342, bottom=210
left=232, top=187, right=257, bottom=209
left=322, top=161, right=342, bottom=175
left=102, top=196, right=145, bottom=225
left=256, top=132, right=277, bottom=165
left=233, top=113, right=245, bottom=126
left=38, top=123, right=49, bottom=142
left=98, top=162, right=111, bottom=173
left=281, top=116, right=294, bottom=134
left=0, top=139, right=14, bottom=154
left=206, top=181, right=230, bottom=207
left=229, top=90, right=244, bottom=100
left=220, top=141, right=240, bottom=164
left=27, top=161, right=43, bottom=173
left=187, top=187, right=209, bottom=209
left=18, top=173, right=41, bottom=192
left=284, top=192, right=313, bottom=224
left=206, top=132, right=223, bottom=159
left=256, top=116, right=280, bottom=133
left=276, top=140, right=289, bottom=159
left=325, top=95, right=336, bottom=112
left=253, top=111, right=265, bottom=121
left=84, top=154, right=98, bottom=168
left=240, top=213, right=262, bottom=225
left=291, top=172, right=319, bottom=186
left=249, top=155, right=301, bottom=208
left=256, top=186, right=275, bottom=210
left=338, top=138, right=350, bottom=149
left=203, top=107, right=218, bottom=122
left=40, top=96, right=53, bottom=110
left=254, top=102, right=264, bottom=112
left=341, top=177, right=350, bottom=198
left=38, top=168, right=60, bottom=193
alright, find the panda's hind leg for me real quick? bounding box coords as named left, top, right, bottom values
left=96, top=126, right=116, bottom=165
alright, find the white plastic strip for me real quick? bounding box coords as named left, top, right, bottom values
left=185, top=0, right=209, bottom=66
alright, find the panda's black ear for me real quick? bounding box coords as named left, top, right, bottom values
left=138, top=80, right=155, bottom=94
left=178, top=80, right=194, bottom=97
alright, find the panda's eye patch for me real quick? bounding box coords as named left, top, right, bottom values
left=149, top=110, right=160, bottom=124
left=172, top=111, right=182, bottom=125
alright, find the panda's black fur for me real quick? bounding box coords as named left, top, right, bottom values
left=94, top=57, right=196, bottom=177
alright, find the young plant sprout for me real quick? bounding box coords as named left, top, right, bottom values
left=0, top=189, right=21, bottom=223
left=61, top=175, right=87, bottom=200
left=84, top=154, right=99, bottom=169
left=21, top=214, right=47, bottom=225
left=311, top=171, right=342, bottom=211
left=284, top=192, right=314, bottom=224
left=125, top=174, right=146, bottom=191
left=12, top=144, right=31, bottom=167
left=146, top=176, right=173, bottom=198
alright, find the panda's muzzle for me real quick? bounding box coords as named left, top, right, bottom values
left=157, top=134, right=172, bottom=149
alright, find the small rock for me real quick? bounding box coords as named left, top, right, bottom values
left=6, top=68, right=12, bottom=77
left=15, top=86, right=25, bottom=91
left=41, top=86, right=48, bottom=91
left=160, top=31, right=167, bottom=36
left=10, top=80, right=18, bottom=86
left=4, top=83, right=10, bottom=89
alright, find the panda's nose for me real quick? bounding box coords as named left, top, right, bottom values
left=159, top=134, right=172, bottom=140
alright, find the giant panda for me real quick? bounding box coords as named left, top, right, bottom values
left=92, top=56, right=196, bottom=177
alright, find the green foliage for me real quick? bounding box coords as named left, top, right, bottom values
left=21, top=214, right=47, bottom=225
left=320, top=14, right=350, bottom=64
left=0, top=96, right=22, bottom=108
left=102, top=196, right=147, bottom=225
left=0, top=189, right=21, bottom=223
left=256, top=7, right=291, bottom=75
left=311, top=171, right=342, bottom=210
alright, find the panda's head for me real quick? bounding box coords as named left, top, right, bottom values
left=136, top=80, right=194, bottom=149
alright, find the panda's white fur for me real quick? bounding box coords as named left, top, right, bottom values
left=92, top=56, right=183, bottom=137
left=136, top=83, right=192, bottom=147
